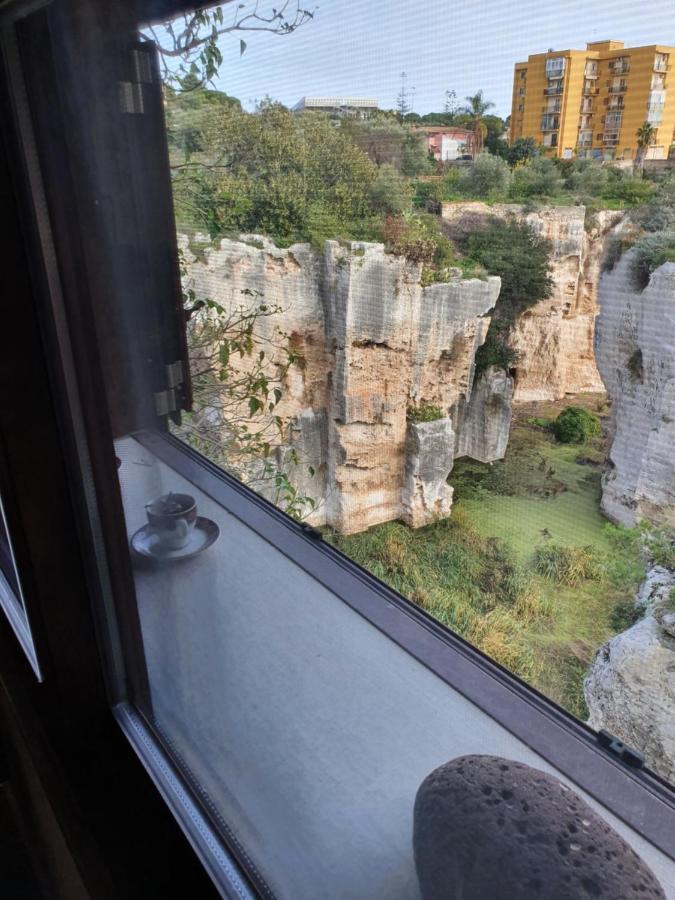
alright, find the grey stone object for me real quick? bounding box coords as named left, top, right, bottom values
left=413, top=755, right=665, bottom=900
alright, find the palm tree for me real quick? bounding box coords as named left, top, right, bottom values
left=635, top=121, right=657, bottom=174
left=461, top=90, right=495, bottom=156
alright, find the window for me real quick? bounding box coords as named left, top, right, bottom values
left=5, top=0, right=675, bottom=896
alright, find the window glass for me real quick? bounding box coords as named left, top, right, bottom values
left=147, top=0, right=675, bottom=787
left=18, top=0, right=675, bottom=892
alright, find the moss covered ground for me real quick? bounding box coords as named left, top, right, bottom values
left=330, top=394, right=644, bottom=719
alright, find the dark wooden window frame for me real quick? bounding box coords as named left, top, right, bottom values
left=1, top=1, right=673, bottom=896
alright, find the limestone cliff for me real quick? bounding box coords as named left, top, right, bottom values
left=179, top=235, right=503, bottom=533
left=441, top=202, right=624, bottom=402
left=596, top=252, right=675, bottom=528
left=584, top=564, right=675, bottom=783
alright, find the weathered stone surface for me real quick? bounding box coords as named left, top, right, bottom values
left=441, top=202, right=624, bottom=402
left=401, top=419, right=455, bottom=528
left=584, top=564, right=675, bottom=783
left=180, top=234, right=503, bottom=533
left=455, top=365, right=513, bottom=463
left=413, top=755, right=665, bottom=900
left=596, top=252, right=675, bottom=529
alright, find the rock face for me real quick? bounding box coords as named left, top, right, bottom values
left=180, top=235, right=504, bottom=533
left=402, top=419, right=455, bottom=528
left=413, top=755, right=665, bottom=900
left=455, top=365, right=513, bottom=463
left=596, top=251, right=675, bottom=528
left=441, top=202, right=624, bottom=402
left=584, top=565, right=675, bottom=783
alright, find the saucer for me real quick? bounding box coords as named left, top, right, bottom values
left=131, top=517, right=220, bottom=563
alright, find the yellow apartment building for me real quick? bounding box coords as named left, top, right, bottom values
left=510, top=40, right=675, bottom=160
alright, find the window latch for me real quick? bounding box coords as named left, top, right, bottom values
left=597, top=730, right=644, bottom=769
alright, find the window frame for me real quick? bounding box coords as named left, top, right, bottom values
left=3, top=0, right=674, bottom=890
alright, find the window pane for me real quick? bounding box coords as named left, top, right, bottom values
left=21, top=0, right=675, bottom=892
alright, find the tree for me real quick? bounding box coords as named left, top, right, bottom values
left=146, top=1, right=315, bottom=87
left=444, top=89, right=458, bottom=118
left=636, top=121, right=657, bottom=173
left=169, top=102, right=378, bottom=245
left=460, top=90, right=496, bottom=155
left=179, top=265, right=315, bottom=519
left=396, top=71, right=411, bottom=118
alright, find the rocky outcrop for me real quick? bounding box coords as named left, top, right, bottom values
left=585, top=564, right=675, bottom=783
left=180, top=235, right=503, bottom=533
left=455, top=366, right=513, bottom=463
left=596, top=252, right=675, bottom=528
left=402, top=419, right=455, bottom=528
left=413, top=755, right=665, bottom=900
left=441, top=202, right=624, bottom=402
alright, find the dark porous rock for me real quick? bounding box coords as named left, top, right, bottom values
left=413, top=755, right=665, bottom=900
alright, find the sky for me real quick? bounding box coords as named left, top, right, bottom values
left=195, top=0, right=675, bottom=117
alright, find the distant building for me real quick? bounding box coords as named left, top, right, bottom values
left=293, top=96, right=379, bottom=119
left=411, top=126, right=474, bottom=161
left=510, top=40, right=675, bottom=160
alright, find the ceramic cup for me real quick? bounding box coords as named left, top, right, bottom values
left=145, top=492, right=197, bottom=551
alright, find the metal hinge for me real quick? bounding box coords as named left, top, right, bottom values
left=154, top=361, right=184, bottom=417
left=118, top=47, right=154, bottom=114
left=597, top=730, right=644, bottom=769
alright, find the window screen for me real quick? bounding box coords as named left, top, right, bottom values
left=11, top=0, right=675, bottom=894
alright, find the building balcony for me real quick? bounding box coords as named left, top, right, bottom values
left=544, top=85, right=564, bottom=96
left=609, top=63, right=630, bottom=75
left=608, top=84, right=627, bottom=94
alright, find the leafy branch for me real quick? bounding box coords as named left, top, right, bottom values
left=145, top=1, right=315, bottom=87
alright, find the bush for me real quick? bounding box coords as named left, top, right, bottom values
left=610, top=597, right=643, bottom=632
left=462, top=216, right=553, bottom=314
left=383, top=214, right=462, bottom=286
left=630, top=231, right=675, bottom=290
left=368, top=164, right=414, bottom=216
left=602, top=234, right=635, bottom=272
left=510, top=157, right=564, bottom=200
left=407, top=403, right=444, bottom=423
left=457, top=153, right=511, bottom=199
left=551, top=406, right=601, bottom=444
left=474, top=323, right=520, bottom=375
left=634, top=178, right=675, bottom=232
left=533, top=543, right=600, bottom=586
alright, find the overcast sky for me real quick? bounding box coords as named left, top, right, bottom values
left=202, top=0, right=675, bottom=117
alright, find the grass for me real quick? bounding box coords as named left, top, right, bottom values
left=330, top=394, right=646, bottom=721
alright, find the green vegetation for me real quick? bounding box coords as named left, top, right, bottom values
left=630, top=231, right=675, bottom=290
left=533, top=544, right=600, bottom=586
left=416, top=154, right=656, bottom=210
left=551, top=407, right=601, bottom=444
left=330, top=401, right=648, bottom=718
left=460, top=217, right=553, bottom=375
left=407, top=404, right=444, bottom=424
left=461, top=217, right=553, bottom=314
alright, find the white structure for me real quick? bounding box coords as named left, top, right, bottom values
left=293, top=96, right=379, bottom=118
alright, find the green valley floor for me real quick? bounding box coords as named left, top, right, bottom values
left=329, top=394, right=645, bottom=719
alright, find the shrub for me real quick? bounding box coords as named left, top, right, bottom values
left=533, top=543, right=600, bottom=586
left=383, top=214, right=463, bottom=286
left=527, top=416, right=552, bottom=429
left=630, top=231, right=675, bottom=290
left=602, top=173, right=654, bottom=206
left=457, top=153, right=511, bottom=199
left=474, top=323, right=520, bottom=376
left=462, top=216, right=553, bottom=314
left=602, top=234, right=635, bottom=272
left=551, top=406, right=601, bottom=444
left=634, top=178, right=675, bottom=233
left=640, top=523, right=675, bottom=569
left=610, top=597, right=643, bottom=632
left=368, top=164, right=414, bottom=216
left=510, top=157, right=564, bottom=200
left=407, top=403, right=444, bottom=423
